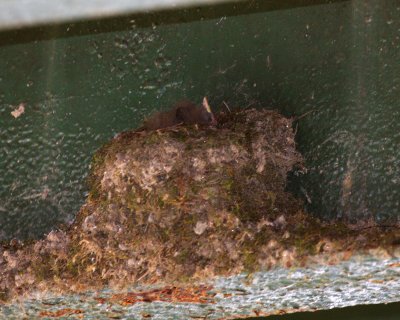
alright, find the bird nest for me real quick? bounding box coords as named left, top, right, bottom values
left=1, top=107, right=398, bottom=302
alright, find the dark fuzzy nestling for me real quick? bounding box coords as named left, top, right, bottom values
left=140, top=100, right=217, bottom=131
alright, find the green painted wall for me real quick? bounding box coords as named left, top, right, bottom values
left=0, top=0, right=399, bottom=240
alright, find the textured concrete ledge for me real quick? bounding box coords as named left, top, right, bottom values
left=2, top=254, right=400, bottom=319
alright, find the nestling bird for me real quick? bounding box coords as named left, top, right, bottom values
left=139, top=97, right=217, bottom=131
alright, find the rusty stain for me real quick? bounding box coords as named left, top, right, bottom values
left=388, top=262, right=400, bottom=268
left=141, top=312, right=152, bottom=318
left=39, top=308, right=83, bottom=318
left=98, top=286, right=215, bottom=306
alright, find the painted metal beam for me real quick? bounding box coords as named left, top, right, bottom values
left=0, top=0, right=238, bottom=31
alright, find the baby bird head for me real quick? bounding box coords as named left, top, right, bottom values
left=175, top=97, right=217, bottom=126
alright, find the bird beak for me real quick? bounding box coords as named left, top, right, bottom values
left=202, top=97, right=217, bottom=125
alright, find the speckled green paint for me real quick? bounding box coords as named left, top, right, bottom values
left=0, top=0, right=399, bottom=240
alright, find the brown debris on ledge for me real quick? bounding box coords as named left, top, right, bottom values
left=1, top=107, right=400, bottom=303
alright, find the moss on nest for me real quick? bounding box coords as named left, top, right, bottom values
left=1, top=108, right=400, bottom=303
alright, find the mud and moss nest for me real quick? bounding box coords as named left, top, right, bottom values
left=69, top=108, right=304, bottom=281
left=4, top=108, right=397, bottom=302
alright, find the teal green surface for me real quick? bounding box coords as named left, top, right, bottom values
left=0, top=0, right=399, bottom=240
